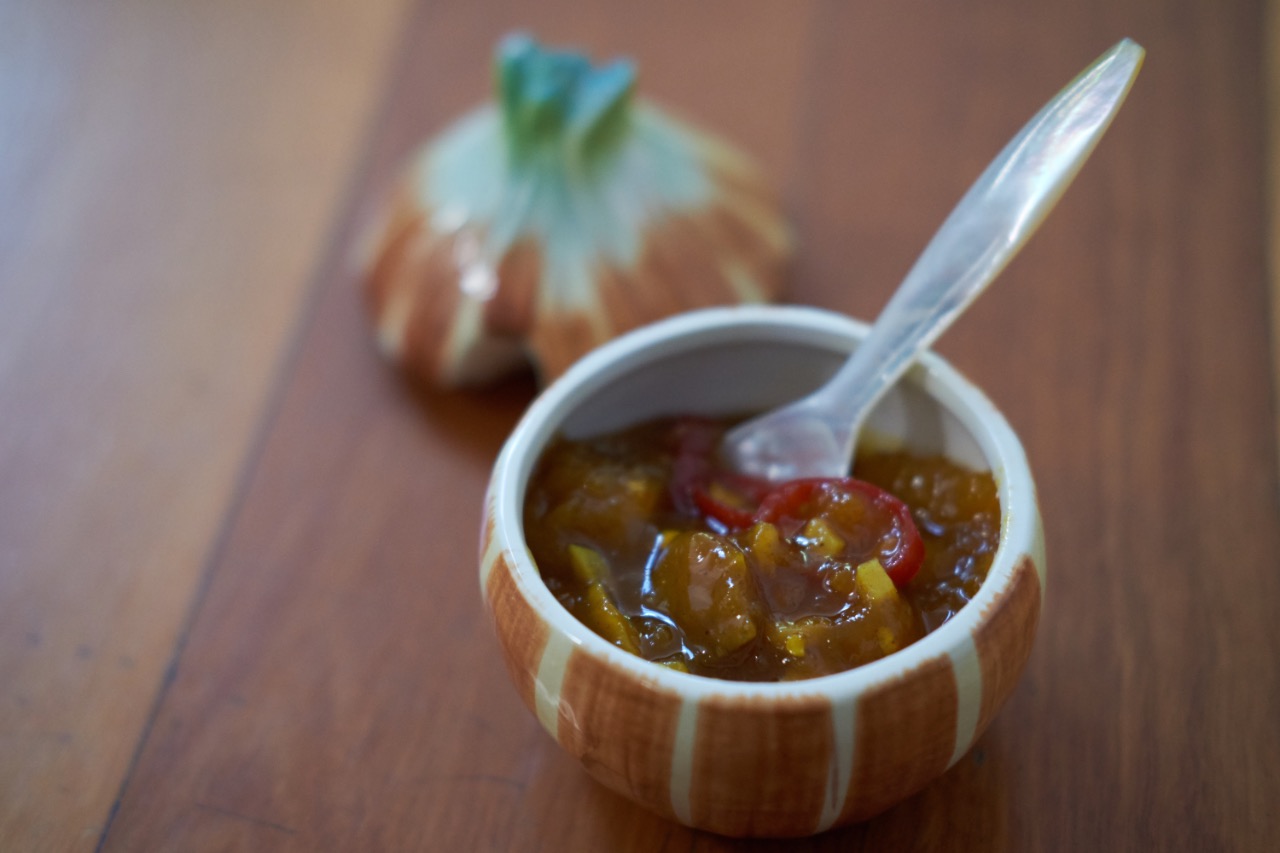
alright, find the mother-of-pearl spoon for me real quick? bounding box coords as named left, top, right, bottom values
left=722, top=38, right=1144, bottom=481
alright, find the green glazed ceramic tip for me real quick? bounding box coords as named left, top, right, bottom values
left=496, top=33, right=636, bottom=170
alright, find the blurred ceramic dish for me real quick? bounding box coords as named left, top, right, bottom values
left=480, top=305, right=1044, bottom=836
left=361, top=35, right=790, bottom=388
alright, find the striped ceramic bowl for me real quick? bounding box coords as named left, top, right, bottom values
left=480, top=305, right=1044, bottom=837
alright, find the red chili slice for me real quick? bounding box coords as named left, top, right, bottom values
left=690, top=469, right=771, bottom=530
left=667, top=417, right=719, bottom=516
left=755, top=477, right=924, bottom=586
left=669, top=418, right=771, bottom=525
left=666, top=418, right=922, bottom=585
left=692, top=486, right=756, bottom=529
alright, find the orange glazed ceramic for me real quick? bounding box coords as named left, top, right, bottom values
left=480, top=306, right=1045, bottom=837
left=360, top=36, right=790, bottom=388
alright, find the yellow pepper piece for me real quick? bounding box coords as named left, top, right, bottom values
left=855, top=558, right=900, bottom=604
left=584, top=583, right=641, bottom=655
left=568, top=543, right=609, bottom=584
left=568, top=544, right=642, bottom=655
left=801, top=517, right=845, bottom=558
left=741, top=522, right=785, bottom=573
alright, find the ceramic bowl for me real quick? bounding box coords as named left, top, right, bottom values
left=479, top=305, right=1045, bottom=837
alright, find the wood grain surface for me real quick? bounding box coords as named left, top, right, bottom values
left=2, top=0, right=1277, bottom=850
left=0, top=0, right=411, bottom=848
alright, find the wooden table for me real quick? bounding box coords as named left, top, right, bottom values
left=3, top=1, right=1276, bottom=849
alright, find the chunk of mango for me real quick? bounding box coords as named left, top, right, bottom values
left=568, top=544, right=641, bottom=654
left=584, top=583, right=641, bottom=654
left=651, top=531, right=761, bottom=659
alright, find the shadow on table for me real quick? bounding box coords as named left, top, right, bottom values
left=394, top=364, right=540, bottom=466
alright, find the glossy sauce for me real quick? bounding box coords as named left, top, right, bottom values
left=523, top=416, right=1000, bottom=681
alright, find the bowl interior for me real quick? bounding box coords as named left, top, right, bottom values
left=494, top=305, right=1034, bottom=694
left=529, top=309, right=992, bottom=481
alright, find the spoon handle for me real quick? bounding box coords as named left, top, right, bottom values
left=817, top=38, right=1144, bottom=428
left=724, top=39, right=1144, bottom=481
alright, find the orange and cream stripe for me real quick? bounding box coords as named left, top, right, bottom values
left=480, top=498, right=1044, bottom=837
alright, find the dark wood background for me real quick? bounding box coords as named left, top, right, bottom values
left=2, top=0, right=1276, bottom=849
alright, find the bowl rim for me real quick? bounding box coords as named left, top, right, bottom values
left=488, top=304, right=1040, bottom=702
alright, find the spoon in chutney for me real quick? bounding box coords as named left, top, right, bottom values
left=722, top=38, right=1144, bottom=482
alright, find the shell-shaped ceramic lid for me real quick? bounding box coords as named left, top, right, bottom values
left=361, top=35, right=792, bottom=387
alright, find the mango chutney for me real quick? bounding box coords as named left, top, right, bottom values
left=523, top=416, right=1000, bottom=681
